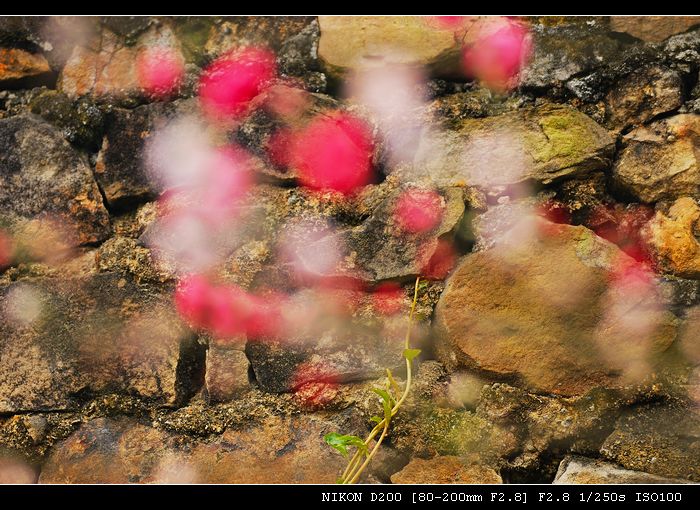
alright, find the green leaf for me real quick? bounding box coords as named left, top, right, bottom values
left=418, top=279, right=429, bottom=292
left=373, top=388, right=394, bottom=425
left=403, top=348, right=421, bottom=362
left=372, top=387, right=395, bottom=406
left=324, top=432, right=368, bottom=458
left=336, top=477, right=345, bottom=484
left=369, top=415, right=383, bottom=425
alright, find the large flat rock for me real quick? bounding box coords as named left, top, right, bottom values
left=0, top=273, right=195, bottom=412
left=390, top=456, right=502, bottom=484
left=610, top=16, right=700, bottom=43
left=435, top=220, right=679, bottom=396
left=411, top=103, right=614, bottom=188
left=318, top=16, right=460, bottom=77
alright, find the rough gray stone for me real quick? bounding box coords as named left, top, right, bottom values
left=521, top=21, right=626, bottom=90
left=600, top=404, right=700, bottom=482
left=0, top=115, right=110, bottom=247
left=613, top=114, right=700, bottom=203
left=0, top=273, right=195, bottom=412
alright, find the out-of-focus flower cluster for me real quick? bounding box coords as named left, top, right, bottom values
left=427, top=16, right=532, bottom=91
left=4, top=15, right=687, bottom=414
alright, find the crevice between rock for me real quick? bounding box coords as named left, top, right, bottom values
left=175, top=335, right=207, bottom=406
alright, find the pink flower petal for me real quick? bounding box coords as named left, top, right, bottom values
left=462, top=19, right=532, bottom=91
left=372, top=282, right=404, bottom=316
left=394, top=188, right=444, bottom=234
left=291, top=112, right=374, bottom=195
left=136, top=47, right=184, bottom=98
left=199, top=47, right=277, bottom=120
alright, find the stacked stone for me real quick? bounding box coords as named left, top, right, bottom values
left=1, top=16, right=699, bottom=484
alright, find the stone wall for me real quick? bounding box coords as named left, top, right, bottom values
left=1, top=16, right=699, bottom=484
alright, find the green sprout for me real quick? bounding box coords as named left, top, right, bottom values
left=324, top=276, right=422, bottom=484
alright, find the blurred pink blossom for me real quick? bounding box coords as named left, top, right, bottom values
left=346, top=65, right=426, bottom=166
left=372, top=282, right=404, bottom=316
left=459, top=127, right=529, bottom=187
left=421, top=239, right=457, bottom=280
left=0, top=455, right=37, bottom=484
left=136, top=47, right=185, bottom=98
left=145, top=116, right=215, bottom=192
left=198, top=147, right=253, bottom=222
left=291, top=112, right=374, bottom=195
left=145, top=123, right=254, bottom=274
left=394, top=188, right=444, bottom=234
left=462, top=19, right=532, bottom=91
left=4, top=284, right=44, bottom=326
left=153, top=455, right=199, bottom=484
left=176, top=276, right=238, bottom=337
left=608, top=256, right=655, bottom=292
left=425, top=16, right=471, bottom=30
left=199, top=47, right=277, bottom=120
left=175, top=275, right=285, bottom=339
left=595, top=256, right=663, bottom=383
left=281, top=220, right=344, bottom=285
left=147, top=209, right=224, bottom=274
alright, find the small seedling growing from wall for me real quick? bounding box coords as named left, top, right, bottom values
left=324, top=276, right=423, bottom=484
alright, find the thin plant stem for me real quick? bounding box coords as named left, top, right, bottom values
left=347, top=424, right=389, bottom=484
left=339, top=276, right=421, bottom=484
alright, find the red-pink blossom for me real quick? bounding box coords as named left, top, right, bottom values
left=136, top=47, right=185, bottom=98
left=372, top=282, right=404, bottom=316
left=426, top=16, right=470, bottom=30
left=588, top=204, right=654, bottom=264
left=394, top=189, right=444, bottom=234
left=175, top=275, right=245, bottom=337
left=175, top=276, right=286, bottom=339
left=152, top=146, right=253, bottom=231
left=175, top=275, right=215, bottom=330
left=462, top=19, right=532, bottom=91
left=199, top=47, right=277, bottom=120
left=422, top=239, right=457, bottom=280
left=291, top=112, right=374, bottom=195
left=609, top=257, right=653, bottom=288
left=267, top=128, right=294, bottom=169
